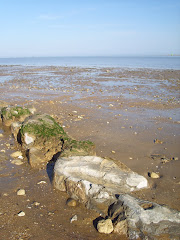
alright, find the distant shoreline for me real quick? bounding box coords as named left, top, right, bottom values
left=0, top=56, right=179, bottom=70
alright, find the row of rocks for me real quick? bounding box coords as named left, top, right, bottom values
left=1, top=105, right=180, bottom=239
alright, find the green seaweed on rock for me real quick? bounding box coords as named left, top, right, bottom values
left=1, top=106, right=31, bottom=120
left=20, top=115, right=67, bottom=138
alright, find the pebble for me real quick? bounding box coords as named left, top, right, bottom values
left=18, top=211, right=25, bottom=217
left=10, top=151, right=23, bottom=158
left=150, top=172, right=160, bottom=179
left=154, top=139, right=163, bottom=144
left=111, top=150, right=115, bottom=154
left=141, top=203, right=153, bottom=210
left=0, top=133, right=3, bottom=137
left=33, top=201, right=40, bottom=206
left=37, top=180, right=47, bottom=184
left=173, top=157, right=178, bottom=161
left=70, top=215, right=77, bottom=223
left=97, top=219, right=114, bottom=234
left=17, top=189, right=26, bottom=196
left=66, top=198, right=77, bottom=207
left=11, top=159, right=24, bottom=165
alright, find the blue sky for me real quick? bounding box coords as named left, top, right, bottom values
left=0, top=0, right=180, bottom=57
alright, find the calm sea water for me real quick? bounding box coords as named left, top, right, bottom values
left=0, top=56, right=180, bottom=69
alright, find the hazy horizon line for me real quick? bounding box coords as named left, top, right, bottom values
left=0, top=54, right=180, bottom=59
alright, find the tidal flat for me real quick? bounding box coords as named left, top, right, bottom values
left=0, top=65, right=180, bottom=239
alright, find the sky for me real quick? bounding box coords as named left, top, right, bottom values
left=0, top=0, right=180, bottom=57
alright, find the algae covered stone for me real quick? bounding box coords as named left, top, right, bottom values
left=20, top=114, right=95, bottom=167
left=1, top=106, right=33, bottom=126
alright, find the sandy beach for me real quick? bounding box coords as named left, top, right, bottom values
left=0, top=65, right=180, bottom=239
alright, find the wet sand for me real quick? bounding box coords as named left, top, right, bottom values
left=0, top=65, right=180, bottom=239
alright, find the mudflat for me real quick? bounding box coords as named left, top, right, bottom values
left=0, top=65, right=180, bottom=239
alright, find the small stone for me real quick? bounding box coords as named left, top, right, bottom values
left=70, top=215, right=77, bottom=223
left=37, top=180, right=47, bottom=184
left=0, top=133, right=3, bottom=137
left=33, top=201, right=40, bottom=206
left=154, top=139, right=163, bottom=144
left=173, top=157, right=178, bottom=161
left=111, top=150, right=115, bottom=154
left=10, top=151, right=23, bottom=158
left=150, top=172, right=160, bottom=179
left=17, top=189, right=26, bottom=196
left=97, top=219, right=113, bottom=234
left=113, top=220, right=127, bottom=235
left=18, top=211, right=25, bottom=217
left=11, top=159, right=23, bottom=165
left=161, top=158, right=170, bottom=164
left=66, top=198, right=77, bottom=207
left=141, top=203, right=153, bottom=210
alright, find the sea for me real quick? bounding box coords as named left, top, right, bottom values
left=0, top=56, right=180, bottom=70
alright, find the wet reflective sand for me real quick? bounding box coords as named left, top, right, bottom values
left=0, top=65, right=180, bottom=239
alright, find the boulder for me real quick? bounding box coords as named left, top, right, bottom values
left=117, top=194, right=180, bottom=239
left=1, top=106, right=35, bottom=126
left=19, top=114, right=95, bottom=168
left=53, top=156, right=148, bottom=213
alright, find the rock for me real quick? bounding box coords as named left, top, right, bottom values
left=11, top=159, right=23, bottom=165
left=20, top=114, right=95, bottom=168
left=113, top=220, right=128, bottom=235
left=37, top=180, right=47, bottom=184
left=28, top=147, right=46, bottom=168
left=1, top=106, right=32, bottom=126
left=24, top=133, right=36, bottom=145
left=154, top=139, right=163, bottom=144
left=18, top=211, right=25, bottom=217
left=53, top=156, right=148, bottom=213
left=70, top=215, right=77, bottom=223
left=10, top=151, right=23, bottom=158
left=17, top=189, right=26, bottom=196
left=28, top=106, right=36, bottom=114
left=150, top=172, right=160, bottom=179
left=97, top=219, right=113, bottom=234
left=118, top=194, right=180, bottom=239
left=108, top=200, right=125, bottom=223
left=140, top=203, right=153, bottom=210
left=66, top=198, right=77, bottom=207
left=33, top=201, right=40, bottom=206
left=11, top=122, right=22, bottom=141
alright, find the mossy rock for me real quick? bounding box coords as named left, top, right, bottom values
left=20, top=114, right=95, bottom=157
left=20, top=114, right=67, bottom=139
left=61, top=138, right=95, bottom=156
left=1, top=106, right=32, bottom=126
